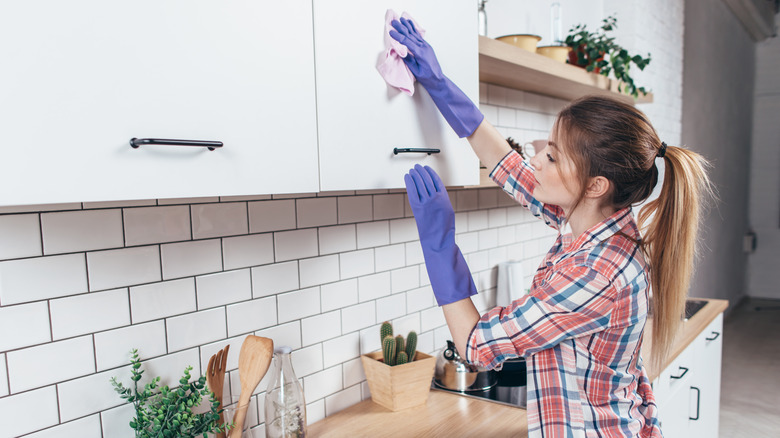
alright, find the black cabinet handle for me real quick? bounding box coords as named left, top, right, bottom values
left=393, top=148, right=440, bottom=155
left=130, top=138, right=223, bottom=151
left=689, top=386, right=700, bottom=420
left=705, top=331, right=720, bottom=341
left=670, top=366, right=689, bottom=380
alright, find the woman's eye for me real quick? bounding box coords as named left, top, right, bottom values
left=546, top=153, right=556, bottom=163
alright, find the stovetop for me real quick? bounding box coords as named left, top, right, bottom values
left=431, top=381, right=527, bottom=409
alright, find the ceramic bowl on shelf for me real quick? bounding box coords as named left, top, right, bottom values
left=536, top=45, right=572, bottom=63
left=495, top=34, right=541, bottom=52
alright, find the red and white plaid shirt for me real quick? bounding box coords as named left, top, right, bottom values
left=466, top=151, right=663, bottom=437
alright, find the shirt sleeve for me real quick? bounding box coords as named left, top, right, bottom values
left=466, top=263, right=617, bottom=369
left=490, top=150, right=564, bottom=231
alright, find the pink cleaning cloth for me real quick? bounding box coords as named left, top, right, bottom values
left=376, top=10, right=425, bottom=96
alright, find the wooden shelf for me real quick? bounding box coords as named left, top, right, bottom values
left=479, top=36, right=653, bottom=105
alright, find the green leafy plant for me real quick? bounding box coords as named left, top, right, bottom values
left=565, top=15, right=651, bottom=98
left=110, top=349, right=230, bottom=438
left=379, top=321, right=418, bottom=366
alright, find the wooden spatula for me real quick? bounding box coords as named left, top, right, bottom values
left=206, top=345, right=229, bottom=438
left=230, top=335, right=274, bottom=438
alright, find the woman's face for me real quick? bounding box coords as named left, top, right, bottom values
left=529, top=140, right=581, bottom=212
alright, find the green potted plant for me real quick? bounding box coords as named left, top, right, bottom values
left=565, top=15, right=651, bottom=98
left=110, top=349, right=230, bottom=438
left=360, top=321, right=436, bottom=411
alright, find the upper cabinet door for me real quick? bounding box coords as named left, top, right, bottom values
left=0, top=0, right=319, bottom=206
left=313, top=0, right=480, bottom=191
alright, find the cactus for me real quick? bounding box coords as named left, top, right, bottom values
left=395, top=335, right=404, bottom=359
left=397, top=351, right=409, bottom=365
left=405, top=331, right=417, bottom=362
left=380, top=321, right=393, bottom=344
left=382, top=335, right=396, bottom=365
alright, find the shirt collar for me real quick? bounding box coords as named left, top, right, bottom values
left=563, top=207, right=637, bottom=251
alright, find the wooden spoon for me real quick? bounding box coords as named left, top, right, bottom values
left=206, top=345, right=229, bottom=438
left=230, top=335, right=274, bottom=438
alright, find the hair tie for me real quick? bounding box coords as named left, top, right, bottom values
left=657, top=142, right=667, bottom=158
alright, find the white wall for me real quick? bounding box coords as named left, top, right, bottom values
left=748, top=12, right=780, bottom=299
left=681, top=0, right=757, bottom=306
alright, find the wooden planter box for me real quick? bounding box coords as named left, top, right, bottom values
left=360, top=351, right=436, bottom=411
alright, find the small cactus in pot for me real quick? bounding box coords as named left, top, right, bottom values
left=378, top=321, right=418, bottom=367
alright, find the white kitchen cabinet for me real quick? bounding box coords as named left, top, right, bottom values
left=654, top=314, right=724, bottom=437
left=0, top=0, right=319, bottom=206
left=313, top=0, right=481, bottom=191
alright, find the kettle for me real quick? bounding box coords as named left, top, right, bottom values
left=434, top=340, right=497, bottom=392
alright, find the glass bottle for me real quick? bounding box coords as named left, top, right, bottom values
left=478, top=0, right=488, bottom=37
left=264, top=346, right=307, bottom=438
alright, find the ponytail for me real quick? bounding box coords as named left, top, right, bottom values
left=637, top=146, right=714, bottom=371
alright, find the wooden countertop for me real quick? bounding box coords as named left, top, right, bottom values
left=308, top=298, right=728, bottom=437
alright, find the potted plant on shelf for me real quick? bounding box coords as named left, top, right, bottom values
left=564, top=15, right=652, bottom=98
left=110, top=349, right=230, bottom=438
left=360, top=321, right=436, bottom=411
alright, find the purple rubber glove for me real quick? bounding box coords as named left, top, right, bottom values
left=405, top=164, right=478, bottom=306
left=389, top=17, right=484, bottom=138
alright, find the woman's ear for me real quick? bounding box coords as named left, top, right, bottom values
left=585, top=176, right=611, bottom=199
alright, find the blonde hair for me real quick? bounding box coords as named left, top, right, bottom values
left=554, top=96, right=714, bottom=370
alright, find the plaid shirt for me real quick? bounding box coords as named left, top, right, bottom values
left=466, top=151, right=663, bottom=438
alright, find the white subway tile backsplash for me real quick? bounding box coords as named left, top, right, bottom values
left=389, top=218, right=417, bottom=244
left=373, top=194, right=404, bottom=220
left=340, top=302, right=375, bottom=334
left=166, top=308, right=226, bottom=352
left=356, top=220, right=389, bottom=249
left=274, top=229, right=318, bottom=262
left=390, top=266, right=419, bottom=294
left=297, top=198, right=337, bottom=228
left=299, top=255, right=340, bottom=288
left=405, top=241, right=424, bottom=266
left=337, top=196, right=373, bottom=224
left=0, top=386, right=59, bottom=437
left=322, top=332, right=360, bottom=369
left=252, top=261, right=299, bottom=298
left=467, top=210, right=489, bottom=231
left=481, top=104, right=498, bottom=125
left=478, top=228, right=499, bottom=251
left=407, top=286, right=435, bottom=313
left=50, top=289, right=130, bottom=340
left=226, top=296, right=277, bottom=337
left=130, top=278, right=196, bottom=323
left=41, top=209, right=123, bottom=254
left=319, top=225, right=357, bottom=255
left=456, top=231, right=479, bottom=254
left=277, top=287, right=320, bottom=323
left=375, top=294, right=406, bottom=323
left=0, top=301, right=51, bottom=352
left=7, top=335, right=94, bottom=393
left=301, top=310, right=341, bottom=346
left=248, top=199, right=296, bottom=233
left=191, top=202, right=248, bottom=239
left=342, top=357, right=366, bottom=388
left=256, top=321, right=302, bottom=351
left=375, top=244, right=405, bottom=272
left=0, top=214, right=41, bottom=260
left=26, top=415, right=102, bottom=438
left=94, top=321, right=167, bottom=371
left=307, top=398, right=326, bottom=426
left=100, top=405, right=135, bottom=438
left=304, top=365, right=343, bottom=402
left=222, top=233, right=274, bottom=270
left=196, top=269, right=252, bottom=309
left=0, top=254, right=87, bottom=305
left=325, top=384, right=362, bottom=416
left=88, top=246, right=161, bottom=291
left=358, top=272, right=391, bottom=302
left=420, top=306, right=445, bottom=333
left=320, top=278, right=358, bottom=312
left=123, top=205, right=191, bottom=246
left=497, top=107, right=516, bottom=127
left=57, top=368, right=126, bottom=423
left=339, top=249, right=375, bottom=279
left=488, top=208, right=507, bottom=228
left=161, top=239, right=222, bottom=280
left=292, top=343, right=324, bottom=377
left=0, top=354, right=7, bottom=396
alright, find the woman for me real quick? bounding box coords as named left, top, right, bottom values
left=392, top=18, right=713, bottom=437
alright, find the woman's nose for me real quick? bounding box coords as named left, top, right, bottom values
left=529, top=152, right=541, bottom=169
